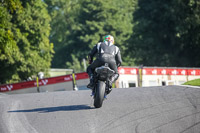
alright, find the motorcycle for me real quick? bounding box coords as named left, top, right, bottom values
left=92, top=63, right=115, bottom=108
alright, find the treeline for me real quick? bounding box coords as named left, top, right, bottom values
left=44, top=0, right=136, bottom=69
left=1, top=0, right=200, bottom=84
left=46, top=0, right=200, bottom=69
left=131, top=0, right=200, bottom=67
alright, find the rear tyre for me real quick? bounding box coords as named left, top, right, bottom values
left=94, top=81, right=105, bottom=108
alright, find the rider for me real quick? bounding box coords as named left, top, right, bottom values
left=87, top=35, right=122, bottom=89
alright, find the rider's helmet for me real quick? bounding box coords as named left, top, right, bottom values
left=104, top=35, right=114, bottom=45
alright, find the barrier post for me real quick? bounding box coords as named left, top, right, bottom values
left=138, top=65, right=143, bottom=87
left=72, top=70, right=78, bottom=91
left=36, top=76, right=40, bottom=92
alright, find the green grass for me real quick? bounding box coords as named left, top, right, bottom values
left=183, top=78, right=200, bottom=86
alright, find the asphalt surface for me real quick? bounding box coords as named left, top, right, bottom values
left=1, top=85, right=200, bottom=133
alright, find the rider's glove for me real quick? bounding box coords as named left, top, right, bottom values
left=88, top=55, right=93, bottom=64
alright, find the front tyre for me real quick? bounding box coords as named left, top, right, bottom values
left=94, top=81, right=106, bottom=108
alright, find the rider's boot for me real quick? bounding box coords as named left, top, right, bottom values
left=88, top=76, right=95, bottom=97
left=109, top=73, right=119, bottom=87
left=87, top=75, right=94, bottom=89
left=107, top=78, right=114, bottom=94
left=107, top=73, right=119, bottom=94
left=109, top=78, right=114, bottom=87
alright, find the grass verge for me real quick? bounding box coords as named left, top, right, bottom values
left=183, top=78, right=200, bottom=86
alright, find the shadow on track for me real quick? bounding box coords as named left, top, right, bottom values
left=8, top=104, right=93, bottom=113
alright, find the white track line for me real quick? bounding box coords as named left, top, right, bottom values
left=177, top=85, right=200, bottom=89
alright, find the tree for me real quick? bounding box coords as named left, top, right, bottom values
left=65, top=54, right=86, bottom=72
left=0, top=0, right=23, bottom=83
left=0, top=0, right=54, bottom=84
left=13, top=0, right=54, bottom=79
left=43, top=0, right=81, bottom=68
left=129, top=0, right=200, bottom=67
left=174, top=0, right=200, bottom=67
left=45, top=0, right=136, bottom=71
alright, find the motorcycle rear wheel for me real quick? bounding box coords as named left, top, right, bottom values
left=94, top=81, right=105, bottom=108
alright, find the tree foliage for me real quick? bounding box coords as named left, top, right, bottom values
left=45, top=0, right=135, bottom=71
left=0, top=0, right=54, bottom=84
left=45, top=0, right=200, bottom=69
left=1, top=0, right=200, bottom=83
left=129, top=0, right=200, bottom=67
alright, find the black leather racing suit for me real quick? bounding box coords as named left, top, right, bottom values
left=87, top=42, right=122, bottom=81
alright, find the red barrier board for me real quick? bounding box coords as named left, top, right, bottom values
left=118, top=67, right=200, bottom=76
left=1, top=67, right=200, bottom=92
left=0, top=74, right=72, bottom=92
left=118, top=67, right=138, bottom=75
left=75, top=72, right=89, bottom=80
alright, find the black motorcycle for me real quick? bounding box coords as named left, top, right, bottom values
left=92, top=63, right=115, bottom=108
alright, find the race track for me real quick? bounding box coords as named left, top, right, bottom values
left=1, top=85, right=200, bottom=133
